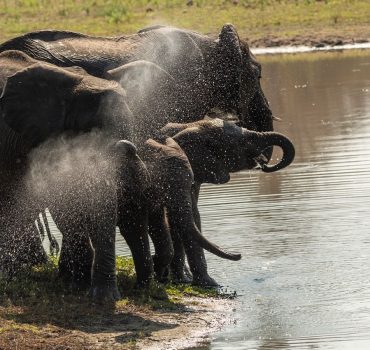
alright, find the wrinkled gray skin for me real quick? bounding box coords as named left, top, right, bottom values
left=145, top=118, right=295, bottom=286
left=0, top=50, right=138, bottom=300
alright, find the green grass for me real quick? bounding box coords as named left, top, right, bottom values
left=0, top=256, right=220, bottom=306
left=0, top=0, right=369, bottom=44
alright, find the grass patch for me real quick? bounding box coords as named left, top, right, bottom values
left=0, top=256, right=226, bottom=349
left=0, top=0, right=368, bottom=44
left=0, top=256, right=219, bottom=306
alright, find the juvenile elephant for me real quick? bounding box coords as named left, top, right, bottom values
left=0, top=50, right=145, bottom=299
left=141, top=118, right=295, bottom=286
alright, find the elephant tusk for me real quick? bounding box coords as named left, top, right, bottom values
left=253, top=153, right=269, bottom=168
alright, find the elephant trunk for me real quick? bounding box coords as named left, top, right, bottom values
left=179, top=217, right=241, bottom=261
left=187, top=222, right=241, bottom=261
left=243, top=130, right=295, bottom=173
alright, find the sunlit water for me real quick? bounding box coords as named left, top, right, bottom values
left=42, top=49, right=370, bottom=350
left=197, top=49, right=370, bottom=350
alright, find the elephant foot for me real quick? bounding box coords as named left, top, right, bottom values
left=192, top=274, right=219, bottom=288
left=134, top=275, right=154, bottom=289
left=170, top=264, right=194, bottom=284
left=171, top=270, right=193, bottom=285
left=89, top=282, right=121, bottom=302
left=153, top=256, right=171, bottom=283
left=154, top=266, right=170, bottom=284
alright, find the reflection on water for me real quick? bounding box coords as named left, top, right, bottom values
left=44, top=49, right=370, bottom=349
left=200, top=49, right=370, bottom=349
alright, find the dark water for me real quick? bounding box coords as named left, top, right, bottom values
left=43, top=49, right=370, bottom=349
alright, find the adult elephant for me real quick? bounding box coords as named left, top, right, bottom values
left=146, top=118, right=295, bottom=286
left=0, top=24, right=274, bottom=145
left=0, top=50, right=136, bottom=299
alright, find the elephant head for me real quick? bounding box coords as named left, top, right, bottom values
left=138, top=24, right=277, bottom=162
left=160, top=118, right=295, bottom=184
left=203, top=24, right=275, bottom=162
left=0, top=50, right=133, bottom=148
left=211, top=24, right=273, bottom=129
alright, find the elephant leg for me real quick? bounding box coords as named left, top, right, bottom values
left=192, top=183, right=202, bottom=230
left=89, top=226, right=120, bottom=301
left=186, top=184, right=218, bottom=287
left=165, top=190, right=193, bottom=284
left=51, top=207, right=93, bottom=290
left=148, top=206, right=174, bottom=283
left=59, top=234, right=93, bottom=290
left=166, top=186, right=219, bottom=287
left=0, top=185, right=47, bottom=275
left=21, top=219, right=48, bottom=267
left=169, top=227, right=193, bottom=284
left=8, top=216, right=47, bottom=273
left=184, top=241, right=218, bottom=287
left=118, top=200, right=153, bottom=287
left=88, top=197, right=120, bottom=301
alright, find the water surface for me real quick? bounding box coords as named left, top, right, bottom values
left=198, top=49, right=370, bottom=350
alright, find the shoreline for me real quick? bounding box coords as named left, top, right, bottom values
left=136, top=296, right=234, bottom=350
left=244, top=31, right=370, bottom=55
left=251, top=41, right=370, bottom=56
left=0, top=295, right=235, bottom=350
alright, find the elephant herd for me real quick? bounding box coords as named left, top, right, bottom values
left=0, top=24, right=295, bottom=301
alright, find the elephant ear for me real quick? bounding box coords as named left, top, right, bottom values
left=214, top=24, right=243, bottom=111
left=105, top=60, right=180, bottom=140
left=0, top=62, right=81, bottom=147
left=104, top=60, right=175, bottom=90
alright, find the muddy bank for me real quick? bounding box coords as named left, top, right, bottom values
left=0, top=259, right=236, bottom=350
left=0, top=296, right=234, bottom=350
left=249, top=33, right=369, bottom=49
left=136, top=297, right=234, bottom=350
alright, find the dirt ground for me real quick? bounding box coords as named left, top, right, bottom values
left=240, top=24, right=370, bottom=49
left=0, top=296, right=234, bottom=350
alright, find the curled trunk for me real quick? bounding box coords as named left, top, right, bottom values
left=243, top=130, right=295, bottom=173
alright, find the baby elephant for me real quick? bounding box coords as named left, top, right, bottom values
left=141, top=117, right=295, bottom=286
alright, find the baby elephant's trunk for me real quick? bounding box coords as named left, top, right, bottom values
left=243, top=130, right=295, bottom=172
left=189, top=223, right=242, bottom=261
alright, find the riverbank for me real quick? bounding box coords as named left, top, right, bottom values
left=0, top=258, right=235, bottom=350
left=0, top=296, right=233, bottom=350
left=0, top=0, right=369, bottom=48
